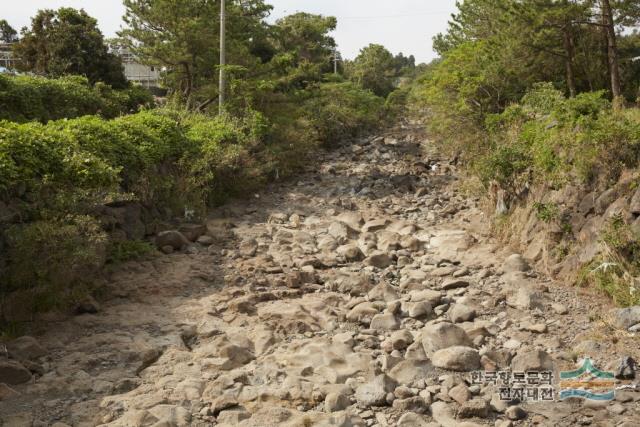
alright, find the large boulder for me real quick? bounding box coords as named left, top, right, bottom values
left=502, top=254, right=530, bottom=273
left=388, top=359, right=435, bottom=385
left=7, top=336, right=46, bottom=361
left=0, top=360, right=32, bottom=385
left=432, top=346, right=480, bottom=371
left=370, top=313, right=400, bottom=331
left=364, top=252, right=393, bottom=269
left=421, top=322, right=472, bottom=355
left=611, top=306, right=640, bottom=330
left=156, top=230, right=190, bottom=250
left=355, top=374, right=398, bottom=407
left=510, top=349, right=553, bottom=372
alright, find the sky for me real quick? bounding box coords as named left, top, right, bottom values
left=3, top=0, right=459, bottom=63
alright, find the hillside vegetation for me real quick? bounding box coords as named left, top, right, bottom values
left=410, top=0, right=640, bottom=305
left=0, top=3, right=410, bottom=321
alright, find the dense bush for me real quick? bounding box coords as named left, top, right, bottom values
left=479, top=84, right=640, bottom=188
left=303, top=82, right=385, bottom=146
left=0, top=74, right=154, bottom=123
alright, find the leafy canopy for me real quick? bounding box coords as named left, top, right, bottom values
left=14, top=8, right=127, bottom=88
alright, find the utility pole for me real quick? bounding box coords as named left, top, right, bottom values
left=219, top=0, right=226, bottom=114
left=333, top=49, right=340, bottom=75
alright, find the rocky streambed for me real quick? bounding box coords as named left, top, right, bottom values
left=1, top=125, right=639, bottom=426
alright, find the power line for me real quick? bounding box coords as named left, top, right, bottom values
left=221, top=10, right=453, bottom=21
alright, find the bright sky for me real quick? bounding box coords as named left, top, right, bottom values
left=3, top=0, right=458, bottom=63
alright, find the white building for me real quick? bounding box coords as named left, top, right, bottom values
left=0, top=43, right=17, bottom=70
left=115, top=48, right=162, bottom=88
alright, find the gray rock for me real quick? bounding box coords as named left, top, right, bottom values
left=457, top=398, right=490, bottom=418
left=197, top=235, right=214, bottom=246
left=362, top=219, right=389, bottom=233
left=0, top=383, right=20, bottom=400
left=410, top=290, right=442, bottom=307
left=392, top=396, right=429, bottom=413
left=502, top=254, right=530, bottom=273
left=239, top=238, right=258, bottom=257
left=325, top=392, right=351, bottom=412
left=505, top=405, right=527, bottom=420
left=421, top=322, right=472, bottom=354
left=355, top=374, right=398, bottom=407
left=441, top=278, right=469, bottom=290
left=406, top=301, right=433, bottom=319
left=388, top=359, right=435, bottom=385
left=510, top=349, right=553, bottom=372
left=551, top=303, right=568, bottom=315
left=448, top=383, right=471, bottom=404
left=178, top=223, right=206, bottom=242
left=337, top=244, right=365, bottom=262
left=7, top=336, right=46, bottom=361
left=595, top=188, right=617, bottom=214
left=630, top=188, right=640, bottom=214
left=612, top=306, right=640, bottom=330
left=347, top=302, right=379, bottom=324
left=156, top=230, right=190, bottom=250
left=397, top=412, right=433, bottom=427
left=432, top=346, right=480, bottom=371
left=364, top=252, right=393, bottom=269
left=449, top=304, right=476, bottom=323
left=390, top=329, right=414, bottom=350
left=507, top=287, right=544, bottom=310
left=370, top=313, right=400, bottom=331
left=368, top=283, right=400, bottom=302
left=0, top=360, right=32, bottom=385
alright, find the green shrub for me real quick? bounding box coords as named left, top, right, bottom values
left=0, top=74, right=153, bottom=123
left=303, top=82, right=385, bottom=146
left=4, top=215, right=107, bottom=293
left=107, top=240, right=155, bottom=264
left=474, top=86, right=640, bottom=189
left=0, top=120, right=120, bottom=196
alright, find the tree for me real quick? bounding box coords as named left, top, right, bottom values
left=581, top=0, right=640, bottom=99
left=14, top=8, right=127, bottom=88
left=267, top=13, right=337, bottom=90
left=392, top=53, right=416, bottom=76
left=119, top=0, right=272, bottom=108
left=350, top=44, right=395, bottom=97
left=274, top=13, right=336, bottom=66
left=507, top=0, right=590, bottom=97
left=0, top=20, right=17, bottom=43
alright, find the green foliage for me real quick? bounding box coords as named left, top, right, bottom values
left=349, top=44, right=396, bottom=97
left=4, top=215, right=107, bottom=293
left=0, top=74, right=153, bottom=123
left=0, top=19, right=17, bottom=43
left=533, top=202, right=559, bottom=223
left=303, top=82, right=385, bottom=146
left=482, top=86, right=640, bottom=187
left=107, top=239, right=155, bottom=264
left=120, top=0, right=273, bottom=107
left=14, top=8, right=127, bottom=88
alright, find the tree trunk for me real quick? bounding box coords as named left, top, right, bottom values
left=563, top=27, right=577, bottom=98
left=601, top=0, right=622, bottom=99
